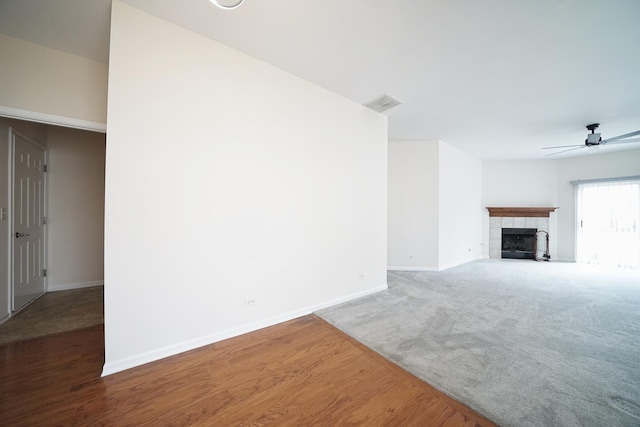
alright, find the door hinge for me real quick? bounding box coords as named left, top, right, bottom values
left=42, top=216, right=47, bottom=225
left=43, top=164, right=48, bottom=173
left=42, top=269, right=47, bottom=277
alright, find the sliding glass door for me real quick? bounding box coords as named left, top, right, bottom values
left=576, top=179, right=640, bottom=269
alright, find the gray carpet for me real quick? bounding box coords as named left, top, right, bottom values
left=316, top=259, right=640, bottom=427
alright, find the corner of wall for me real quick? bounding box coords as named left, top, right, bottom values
left=437, top=141, right=483, bottom=270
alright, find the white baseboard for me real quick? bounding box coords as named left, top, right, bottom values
left=387, top=266, right=439, bottom=272
left=101, top=284, right=388, bottom=377
left=0, top=312, right=10, bottom=326
left=389, top=258, right=476, bottom=272
left=48, top=280, right=104, bottom=292
left=554, top=258, right=576, bottom=263
left=437, top=258, right=475, bottom=271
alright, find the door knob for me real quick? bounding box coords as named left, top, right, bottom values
left=15, top=232, right=30, bottom=238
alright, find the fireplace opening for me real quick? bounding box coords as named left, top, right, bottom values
left=502, top=228, right=537, bottom=260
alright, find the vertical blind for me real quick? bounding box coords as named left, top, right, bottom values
left=576, top=179, right=640, bottom=269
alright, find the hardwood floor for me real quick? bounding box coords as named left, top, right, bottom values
left=0, top=315, right=495, bottom=426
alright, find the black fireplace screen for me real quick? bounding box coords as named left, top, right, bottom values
left=502, top=228, right=536, bottom=259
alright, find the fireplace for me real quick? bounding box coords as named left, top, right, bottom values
left=502, top=228, right=536, bottom=259
left=487, top=207, right=557, bottom=260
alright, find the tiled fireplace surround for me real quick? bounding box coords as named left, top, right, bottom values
left=487, top=207, right=556, bottom=259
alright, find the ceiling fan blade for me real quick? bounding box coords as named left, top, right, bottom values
left=545, top=146, right=585, bottom=157
left=602, top=129, right=640, bottom=143
left=603, top=137, right=640, bottom=145
left=541, top=144, right=583, bottom=149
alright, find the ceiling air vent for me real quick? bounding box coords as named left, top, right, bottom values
left=364, top=93, right=402, bottom=113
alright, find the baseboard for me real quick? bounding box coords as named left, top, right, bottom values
left=48, top=280, right=104, bottom=292
left=554, top=258, right=576, bottom=263
left=389, top=258, right=476, bottom=272
left=0, top=312, right=10, bottom=326
left=101, top=284, right=388, bottom=377
left=437, top=258, right=475, bottom=271
left=387, top=266, right=439, bottom=272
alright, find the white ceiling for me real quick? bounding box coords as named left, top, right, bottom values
left=1, top=0, right=639, bottom=159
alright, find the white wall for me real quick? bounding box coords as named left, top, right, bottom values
left=103, top=1, right=388, bottom=375
left=483, top=159, right=559, bottom=207
left=387, top=140, right=439, bottom=270
left=387, top=140, right=482, bottom=271
left=482, top=159, right=559, bottom=258
left=555, top=149, right=640, bottom=261
left=438, top=141, right=483, bottom=269
left=0, top=34, right=107, bottom=130
left=46, top=126, right=105, bottom=291
left=0, top=118, right=47, bottom=324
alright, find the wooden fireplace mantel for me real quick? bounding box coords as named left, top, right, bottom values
left=486, top=207, right=557, bottom=218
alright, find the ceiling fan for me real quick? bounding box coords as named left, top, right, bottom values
left=542, top=123, right=640, bottom=156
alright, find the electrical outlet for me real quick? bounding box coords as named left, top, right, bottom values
left=358, top=273, right=365, bottom=280
left=244, top=298, right=256, bottom=307
left=407, top=255, right=414, bottom=260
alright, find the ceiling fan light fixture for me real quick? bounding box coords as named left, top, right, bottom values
left=586, top=132, right=601, bottom=145
left=209, top=0, right=244, bottom=10
left=585, top=123, right=601, bottom=145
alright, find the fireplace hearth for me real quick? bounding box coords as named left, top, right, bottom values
left=502, top=228, right=536, bottom=259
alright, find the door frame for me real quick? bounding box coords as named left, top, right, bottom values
left=9, top=127, right=48, bottom=313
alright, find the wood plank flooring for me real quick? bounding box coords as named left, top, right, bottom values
left=0, top=315, right=495, bottom=426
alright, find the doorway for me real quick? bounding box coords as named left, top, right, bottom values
left=577, top=179, right=640, bottom=269
left=1, top=117, right=105, bottom=336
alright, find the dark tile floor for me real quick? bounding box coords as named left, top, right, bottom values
left=0, top=286, right=103, bottom=345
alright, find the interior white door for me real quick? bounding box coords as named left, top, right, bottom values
left=12, top=129, right=46, bottom=312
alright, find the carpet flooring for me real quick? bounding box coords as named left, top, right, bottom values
left=0, top=286, right=103, bottom=345
left=317, top=260, right=640, bottom=427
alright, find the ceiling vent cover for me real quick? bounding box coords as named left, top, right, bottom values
left=364, top=93, right=402, bottom=113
